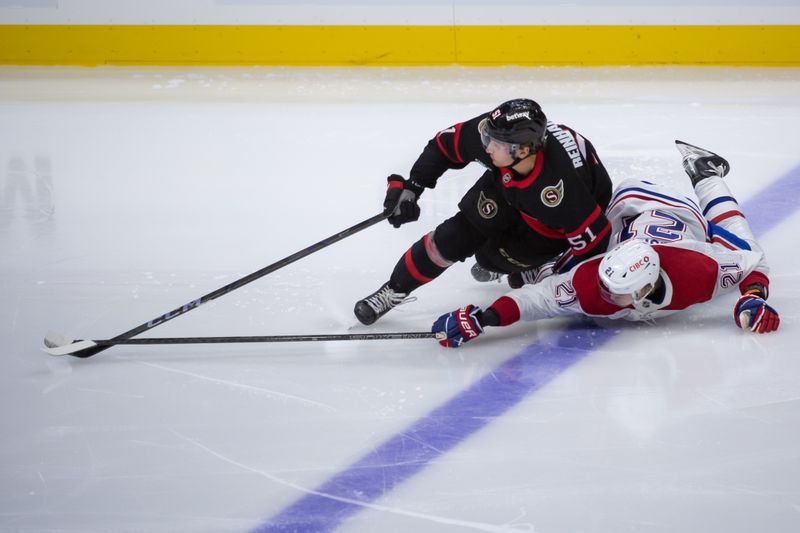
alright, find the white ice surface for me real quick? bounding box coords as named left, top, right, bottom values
left=1, top=66, right=799, bottom=533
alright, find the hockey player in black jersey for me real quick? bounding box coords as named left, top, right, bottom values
left=354, top=99, right=613, bottom=325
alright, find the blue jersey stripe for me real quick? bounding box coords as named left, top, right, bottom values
left=610, top=186, right=704, bottom=220
left=703, top=195, right=739, bottom=216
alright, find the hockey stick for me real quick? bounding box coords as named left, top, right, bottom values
left=44, top=212, right=388, bottom=358
left=43, top=331, right=435, bottom=356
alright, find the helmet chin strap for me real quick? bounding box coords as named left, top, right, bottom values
left=632, top=273, right=664, bottom=311
left=509, top=148, right=535, bottom=169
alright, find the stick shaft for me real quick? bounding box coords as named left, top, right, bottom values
left=70, top=213, right=388, bottom=358
left=96, top=332, right=435, bottom=345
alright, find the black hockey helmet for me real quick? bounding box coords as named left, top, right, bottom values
left=479, top=99, right=547, bottom=153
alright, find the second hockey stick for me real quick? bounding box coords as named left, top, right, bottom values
left=43, top=331, right=436, bottom=356
left=44, top=212, right=388, bottom=359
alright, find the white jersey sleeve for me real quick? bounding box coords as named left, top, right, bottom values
left=505, top=263, right=633, bottom=322
left=506, top=271, right=584, bottom=322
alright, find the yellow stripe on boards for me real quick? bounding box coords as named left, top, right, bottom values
left=1, top=25, right=799, bottom=66
left=0, top=25, right=456, bottom=66
left=456, top=25, right=800, bottom=66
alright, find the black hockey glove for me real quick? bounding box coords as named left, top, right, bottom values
left=383, top=174, right=421, bottom=228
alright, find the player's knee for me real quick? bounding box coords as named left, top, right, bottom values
left=431, top=215, right=484, bottom=263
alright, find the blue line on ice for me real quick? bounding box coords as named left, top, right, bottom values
left=254, top=164, right=800, bottom=532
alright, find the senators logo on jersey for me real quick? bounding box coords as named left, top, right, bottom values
left=541, top=180, right=565, bottom=207
left=477, top=191, right=498, bottom=219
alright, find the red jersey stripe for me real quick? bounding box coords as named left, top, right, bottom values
left=404, top=248, right=433, bottom=283
left=573, top=220, right=612, bottom=256
left=740, top=271, right=769, bottom=294
left=711, top=236, right=737, bottom=250
left=710, top=210, right=744, bottom=225
left=488, top=296, right=521, bottom=326
left=566, top=205, right=602, bottom=238
left=520, top=211, right=564, bottom=238
left=434, top=122, right=465, bottom=164
left=453, top=123, right=464, bottom=163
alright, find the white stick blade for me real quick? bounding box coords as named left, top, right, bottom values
left=44, top=330, right=73, bottom=349
left=42, top=331, right=97, bottom=356
left=43, top=340, right=97, bottom=357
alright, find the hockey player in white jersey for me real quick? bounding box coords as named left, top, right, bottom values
left=432, top=140, right=780, bottom=348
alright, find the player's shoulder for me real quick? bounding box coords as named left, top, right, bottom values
left=570, top=257, right=624, bottom=315
left=432, top=113, right=488, bottom=164
left=654, top=243, right=718, bottom=280
left=542, top=123, right=587, bottom=173
left=653, top=243, right=719, bottom=308
left=544, top=121, right=586, bottom=145
left=654, top=242, right=715, bottom=261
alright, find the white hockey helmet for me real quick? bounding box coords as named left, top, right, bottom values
left=599, top=240, right=661, bottom=307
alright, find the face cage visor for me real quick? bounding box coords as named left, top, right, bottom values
left=478, top=118, right=521, bottom=154
left=598, top=278, right=655, bottom=309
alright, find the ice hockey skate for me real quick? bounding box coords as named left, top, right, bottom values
left=354, top=282, right=408, bottom=325
left=470, top=262, right=503, bottom=283
left=507, top=269, right=539, bottom=289
left=675, top=140, right=730, bottom=185
left=507, top=260, right=557, bottom=289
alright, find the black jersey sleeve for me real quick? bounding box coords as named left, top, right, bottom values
left=408, top=114, right=489, bottom=191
